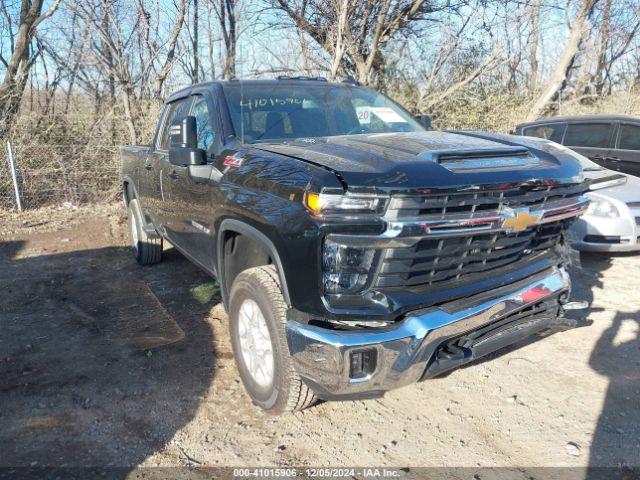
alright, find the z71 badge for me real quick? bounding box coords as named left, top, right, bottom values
left=223, top=153, right=244, bottom=168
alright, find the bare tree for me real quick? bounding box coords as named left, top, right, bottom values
left=0, top=0, right=61, bottom=137
left=529, top=0, right=540, bottom=93
left=419, top=46, right=506, bottom=111
left=67, top=0, right=188, bottom=142
left=526, top=0, right=600, bottom=121
left=211, top=0, right=238, bottom=78
left=591, top=0, right=640, bottom=94
left=270, top=0, right=452, bottom=87
left=152, top=0, right=189, bottom=98
left=328, top=0, right=349, bottom=80
left=183, top=0, right=201, bottom=83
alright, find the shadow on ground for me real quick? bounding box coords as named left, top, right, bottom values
left=576, top=253, right=640, bottom=478
left=433, top=250, right=640, bottom=477
left=0, top=241, right=219, bottom=470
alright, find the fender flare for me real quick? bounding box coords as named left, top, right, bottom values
left=217, top=218, right=292, bottom=307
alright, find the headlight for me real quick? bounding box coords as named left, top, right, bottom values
left=304, top=192, right=387, bottom=215
left=322, top=239, right=378, bottom=294
left=586, top=197, right=619, bottom=218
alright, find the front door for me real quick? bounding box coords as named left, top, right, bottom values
left=153, top=97, right=194, bottom=236
left=164, top=93, right=222, bottom=272
left=612, top=122, right=640, bottom=176
left=562, top=121, right=614, bottom=169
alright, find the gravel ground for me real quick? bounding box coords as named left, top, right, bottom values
left=0, top=204, right=638, bottom=477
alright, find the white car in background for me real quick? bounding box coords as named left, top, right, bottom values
left=531, top=139, right=640, bottom=252
left=567, top=153, right=640, bottom=252
left=455, top=131, right=640, bottom=253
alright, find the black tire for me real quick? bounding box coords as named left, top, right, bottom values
left=229, top=265, right=317, bottom=414
left=127, top=198, right=163, bottom=265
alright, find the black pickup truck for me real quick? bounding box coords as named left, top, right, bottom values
left=121, top=78, right=589, bottom=414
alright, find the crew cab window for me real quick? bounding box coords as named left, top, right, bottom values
left=522, top=123, right=565, bottom=143
left=563, top=123, right=612, bottom=148
left=618, top=124, right=640, bottom=150
left=158, top=98, right=192, bottom=151
left=191, top=95, right=217, bottom=157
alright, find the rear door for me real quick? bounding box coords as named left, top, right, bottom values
left=561, top=121, right=614, bottom=168
left=138, top=106, right=172, bottom=223
left=611, top=122, right=640, bottom=176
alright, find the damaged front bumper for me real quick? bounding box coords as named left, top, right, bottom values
left=286, top=267, right=578, bottom=400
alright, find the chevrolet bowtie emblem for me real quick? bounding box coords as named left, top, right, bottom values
left=501, top=208, right=540, bottom=232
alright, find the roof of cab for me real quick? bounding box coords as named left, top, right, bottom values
left=165, top=77, right=359, bottom=103
left=516, top=114, right=640, bottom=129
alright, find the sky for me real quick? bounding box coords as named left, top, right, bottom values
left=1, top=0, right=637, bottom=96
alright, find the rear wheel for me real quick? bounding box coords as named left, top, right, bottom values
left=229, top=265, right=317, bottom=414
left=127, top=198, right=163, bottom=265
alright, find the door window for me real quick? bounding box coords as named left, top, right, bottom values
left=158, top=98, right=192, bottom=151
left=190, top=95, right=218, bottom=157
left=522, top=123, right=566, bottom=143
left=563, top=123, right=612, bottom=148
left=618, top=124, right=640, bottom=151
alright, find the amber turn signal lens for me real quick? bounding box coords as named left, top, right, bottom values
left=304, top=192, right=322, bottom=213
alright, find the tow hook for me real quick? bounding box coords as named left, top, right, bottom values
left=562, top=301, right=590, bottom=310
left=556, top=300, right=591, bottom=330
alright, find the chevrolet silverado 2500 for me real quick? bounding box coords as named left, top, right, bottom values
left=121, top=78, right=589, bottom=414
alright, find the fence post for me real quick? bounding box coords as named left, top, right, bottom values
left=6, top=141, right=22, bottom=211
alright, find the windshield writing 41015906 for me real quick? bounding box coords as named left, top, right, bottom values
left=239, top=97, right=304, bottom=109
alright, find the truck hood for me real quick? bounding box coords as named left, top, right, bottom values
left=252, top=131, right=583, bottom=192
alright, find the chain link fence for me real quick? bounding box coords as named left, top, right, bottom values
left=0, top=141, right=122, bottom=211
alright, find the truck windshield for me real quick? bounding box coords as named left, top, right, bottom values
left=222, top=82, right=424, bottom=144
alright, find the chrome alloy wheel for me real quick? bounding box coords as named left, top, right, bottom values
left=237, top=298, right=274, bottom=387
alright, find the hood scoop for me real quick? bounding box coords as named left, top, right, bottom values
left=419, top=146, right=542, bottom=172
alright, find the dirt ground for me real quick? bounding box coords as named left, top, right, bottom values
left=0, top=204, right=639, bottom=476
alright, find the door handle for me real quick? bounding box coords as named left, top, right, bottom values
left=608, top=157, right=620, bottom=162
left=168, top=171, right=180, bottom=180
left=592, top=155, right=605, bottom=161
left=144, top=163, right=153, bottom=170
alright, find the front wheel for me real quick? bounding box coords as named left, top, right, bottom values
left=127, top=198, right=163, bottom=265
left=229, top=265, right=317, bottom=414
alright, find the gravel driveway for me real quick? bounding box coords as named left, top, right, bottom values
left=0, top=204, right=638, bottom=477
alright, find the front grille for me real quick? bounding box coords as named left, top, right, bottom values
left=376, top=222, right=565, bottom=289
left=376, top=183, right=584, bottom=292
left=385, top=183, right=585, bottom=220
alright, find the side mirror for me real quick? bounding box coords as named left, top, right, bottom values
left=169, top=116, right=206, bottom=166
left=418, top=114, right=432, bottom=130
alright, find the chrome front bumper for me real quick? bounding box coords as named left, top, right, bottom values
left=286, top=267, right=571, bottom=399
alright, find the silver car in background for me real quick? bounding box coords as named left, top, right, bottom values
left=454, top=131, right=640, bottom=253
left=531, top=139, right=640, bottom=252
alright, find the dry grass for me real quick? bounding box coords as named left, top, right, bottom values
left=2, top=88, right=639, bottom=211
left=390, top=86, right=640, bottom=132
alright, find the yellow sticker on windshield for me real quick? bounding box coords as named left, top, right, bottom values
left=370, top=107, right=406, bottom=123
